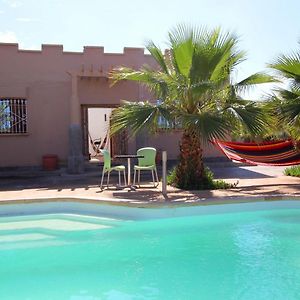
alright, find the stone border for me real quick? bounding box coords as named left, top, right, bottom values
left=1, top=194, right=300, bottom=208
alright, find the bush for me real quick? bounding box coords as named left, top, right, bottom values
left=167, top=165, right=236, bottom=190
left=284, top=165, right=300, bottom=177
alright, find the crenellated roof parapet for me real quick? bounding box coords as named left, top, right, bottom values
left=0, top=43, right=149, bottom=57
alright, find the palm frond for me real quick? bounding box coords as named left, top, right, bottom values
left=110, top=66, right=170, bottom=100
left=189, top=28, right=244, bottom=86
left=168, top=24, right=194, bottom=77
left=276, top=89, right=300, bottom=125
left=223, top=102, right=268, bottom=136
left=269, top=52, right=300, bottom=79
left=110, top=24, right=271, bottom=143
left=146, top=41, right=169, bottom=74
left=110, top=67, right=150, bottom=85
left=235, top=72, right=277, bottom=94
left=267, top=45, right=300, bottom=137
left=180, top=112, right=228, bottom=143
left=110, top=101, right=174, bottom=136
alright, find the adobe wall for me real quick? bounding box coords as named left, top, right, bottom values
left=147, top=131, right=224, bottom=160
left=0, top=44, right=154, bottom=167
left=0, top=43, right=224, bottom=168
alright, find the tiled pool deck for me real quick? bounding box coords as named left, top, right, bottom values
left=1, top=165, right=300, bottom=206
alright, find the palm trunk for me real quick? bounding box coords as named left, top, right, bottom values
left=175, top=130, right=204, bottom=189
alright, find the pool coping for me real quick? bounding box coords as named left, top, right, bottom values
left=1, top=194, right=300, bottom=208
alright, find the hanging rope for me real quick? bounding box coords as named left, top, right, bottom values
left=88, top=130, right=109, bottom=156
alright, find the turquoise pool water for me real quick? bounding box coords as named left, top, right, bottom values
left=1, top=204, right=300, bottom=299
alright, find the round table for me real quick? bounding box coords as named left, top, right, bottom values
left=113, top=154, right=144, bottom=187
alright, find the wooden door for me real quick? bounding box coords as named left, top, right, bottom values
left=111, top=130, right=128, bottom=156
left=81, top=106, right=89, bottom=159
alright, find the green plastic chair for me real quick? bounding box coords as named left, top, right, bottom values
left=100, top=149, right=126, bottom=189
left=133, top=147, right=159, bottom=187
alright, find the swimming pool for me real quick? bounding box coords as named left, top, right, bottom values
left=1, top=201, right=300, bottom=299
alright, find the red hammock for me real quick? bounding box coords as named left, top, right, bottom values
left=213, top=139, right=300, bottom=166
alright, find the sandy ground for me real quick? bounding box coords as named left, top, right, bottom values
left=1, top=164, right=300, bottom=206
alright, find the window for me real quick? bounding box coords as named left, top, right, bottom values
left=156, top=99, right=182, bottom=130
left=0, top=98, right=28, bottom=134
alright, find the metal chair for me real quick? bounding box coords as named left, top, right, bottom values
left=133, top=147, right=159, bottom=187
left=100, top=149, right=126, bottom=189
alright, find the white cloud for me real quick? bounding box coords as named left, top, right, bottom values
left=19, top=43, right=40, bottom=50
left=0, top=31, right=18, bottom=43
left=16, top=17, right=33, bottom=22
left=0, top=31, right=40, bottom=50
left=2, top=0, right=22, bottom=8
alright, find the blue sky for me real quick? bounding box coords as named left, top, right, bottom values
left=0, top=0, right=299, bottom=98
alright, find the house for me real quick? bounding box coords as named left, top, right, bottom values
left=0, top=43, right=223, bottom=173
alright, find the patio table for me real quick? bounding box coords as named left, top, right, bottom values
left=113, top=154, right=144, bottom=188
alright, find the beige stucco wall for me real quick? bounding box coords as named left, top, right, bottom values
left=0, top=43, right=224, bottom=168
left=147, top=130, right=224, bottom=160
left=0, top=44, right=153, bottom=167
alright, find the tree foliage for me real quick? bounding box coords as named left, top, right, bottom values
left=267, top=44, right=300, bottom=139
left=110, top=25, right=274, bottom=189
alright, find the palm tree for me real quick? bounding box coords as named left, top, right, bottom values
left=110, top=25, right=274, bottom=189
left=267, top=43, right=300, bottom=139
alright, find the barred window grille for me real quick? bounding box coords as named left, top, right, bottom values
left=0, top=98, right=27, bottom=134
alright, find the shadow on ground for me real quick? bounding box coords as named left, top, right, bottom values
left=212, top=166, right=273, bottom=179
left=0, top=165, right=296, bottom=204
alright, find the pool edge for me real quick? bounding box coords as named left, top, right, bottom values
left=1, top=194, right=300, bottom=208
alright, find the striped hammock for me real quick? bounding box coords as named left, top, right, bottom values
left=213, top=140, right=300, bottom=166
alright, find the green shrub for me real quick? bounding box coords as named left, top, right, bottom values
left=167, top=165, right=236, bottom=190
left=284, top=165, right=300, bottom=177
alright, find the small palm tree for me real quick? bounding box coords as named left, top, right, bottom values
left=110, top=25, right=273, bottom=189
left=267, top=43, right=300, bottom=139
